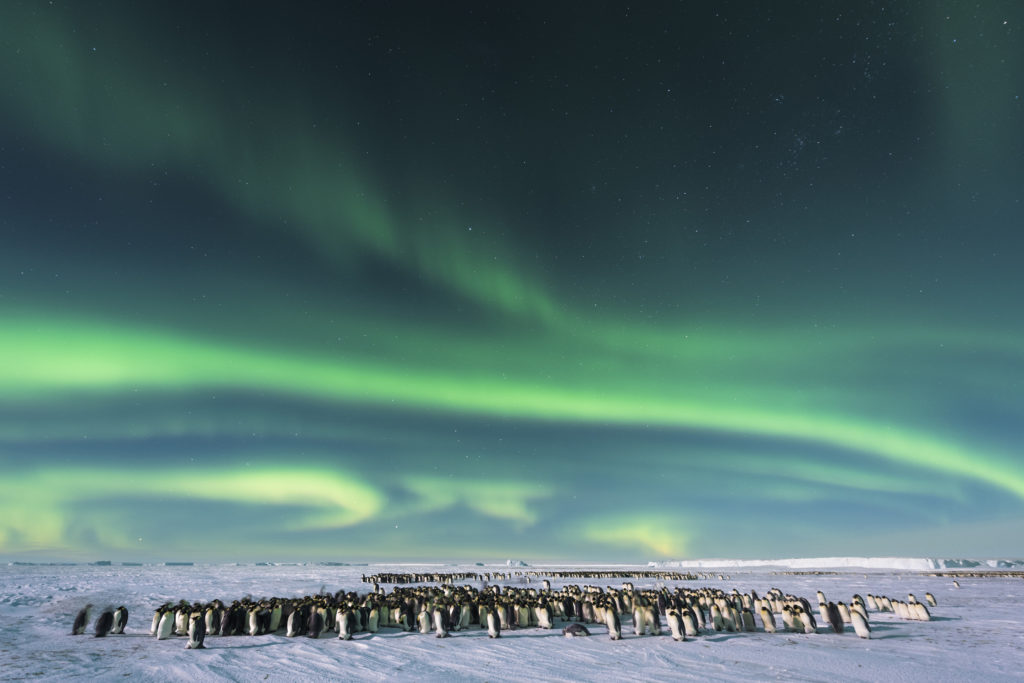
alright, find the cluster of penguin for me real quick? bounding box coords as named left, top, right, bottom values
left=70, top=580, right=937, bottom=648
left=69, top=604, right=129, bottom=637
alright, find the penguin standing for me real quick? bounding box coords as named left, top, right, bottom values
left=337, top=608, right=354, bottom=640
left=204, top=605, right=218, bottom=637
left=682, top=607, right=699, bottom=637
left=94, top=609, right=114, bottom=637
left=837, top=602, right=852, bottom=623
left=112, top=606, right=128, bottom=634
left=536, top=601, right=553, bottom=630
left=633, top=604, right=647, bottom=636
left=156, top=607, right=174, bottom=640
left=646, top=605, right=662, bottom=636
left=307, top=607, right=324, bottom=639
left=433, top=605, right=450, bottom=638
left=174, top=604, right=190, bottom=635
left=851, top=610, right=871, bottom=639
left=666, top=609, right=685, bottom=641
left=759, top=605, right=776, bottom=633
left=269, top=602, right=283, bottom=632
left=247, top=607, right=261, bottom=636
left=798, top=606, right=816, bottom=634
left=741, top=608, right=756, bottom=633
left=486, top=608, right=501, bottom=638
left=925, top=592, right=937, bottom=607
left=286, top=607, right=301, bottom=637
left=366, top=605, right=380, bottom=633
left=826, top=602, right=844, bottom=634
left=186, top=611, right=207, bottom=649
left=710, top=603, right=725, bottom=632
left=417, top=606, right=432, bottom=634
left=150, top=604, right=169, bottom=635
left=71, top=604, right=92, bottom=635
left=605, top=607, right=622, bottom=640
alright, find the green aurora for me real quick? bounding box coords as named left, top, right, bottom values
left=1, top=2, right=1022, bottom=562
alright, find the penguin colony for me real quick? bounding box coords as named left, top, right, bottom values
left=70, top=581, right=938, bottom=647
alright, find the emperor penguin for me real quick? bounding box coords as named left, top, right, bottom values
left=268, top=601, right=283, bottom=632
left=174, top=603, right=190, bottom=635
left=666, top=609, right=685, bottom=641
left=645, top=605, right=662, bottom=636
left=826, top=602, right=844, bottom=634
left=457, top=602, right=472, bottom=631
left=562, top=623, right=590, bottom=637
left=851, top=610, right=871, bottom=639
left=781, top=605, right=794, bottom=631
left=306, top=608, right=324, bottom=639
left=112, top=606, right=128, bottom=634
left=71, top=604, right=93, bottom=635
left=790, top=607, right=804, bottom=633
left=911, top=602, right=931, bottom=621
left=691, top=602, right=706, bottom=631
left=434, top=604, right=450, bottom=638
left=186, top=611, right=207, bottom=649
left=837, top=602, right=852, bottom=623
left=682, top=607, right=699, bottom=637
left=727, top=605, right=741, bottom=633
left=156, top=607, right=174, bottom=640
left=710, top=603, right=725, bottom=632
left=605, top=606, right=622, bottom=640
left=851, top=602, right=868, bottom=624
left=537, top=601, right=554, bottom=629
left=633, top=604, right=647, bottom=636
left=150, top=604, right=167, bottom=635
left=759, top=605, right=776, bottom=633
left=516, top=602, right=530, bottom=628
left=94, top=608, right=114, bottom=637
left=417, top=606, right=432, bottom=634
left=222, top=605, right=241, bottom=636
left=487, top=607, right=501, bottom=638
left=925, top=592, right=937, bottom=607
left=366, top=605, right=380, bottom=633
left=337, top=608, right=354, bottom=640
left=741, top=608, right=756, bottom=633
left=204, top=605, right=218, bottom=637
left=247, top=607, right=261, bottom=636
left=286, top=607, right=301, bottom=637
left=798, top=606, right=816, bottom=634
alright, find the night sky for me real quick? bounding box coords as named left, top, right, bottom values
left=2, top=1, right=1022, bottom=563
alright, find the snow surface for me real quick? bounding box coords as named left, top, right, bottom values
left=2, top=561, right=1022, bottom=682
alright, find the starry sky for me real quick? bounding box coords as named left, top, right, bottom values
left=2, top=1, right=1022, bottom=563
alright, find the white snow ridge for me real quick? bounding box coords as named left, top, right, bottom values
left=647, top=556, right=1024, bottom=570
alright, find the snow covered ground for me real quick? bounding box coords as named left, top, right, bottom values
left=2, top=560, right=1022, bottom=682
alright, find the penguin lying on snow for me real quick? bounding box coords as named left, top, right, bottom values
left=562, top=623, right=590, bottom=637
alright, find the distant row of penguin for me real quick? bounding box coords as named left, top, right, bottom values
left=70, top=580, right=938, bottom=648
left=360, top=570, right=701, bottom=585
